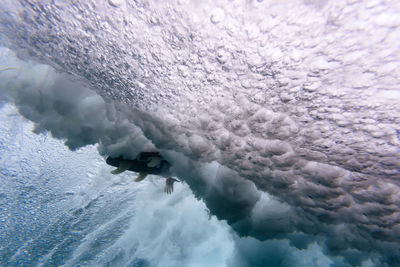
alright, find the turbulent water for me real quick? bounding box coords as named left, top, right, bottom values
left=0, top=0, right=399, bottom=266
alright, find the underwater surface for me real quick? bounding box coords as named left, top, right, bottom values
left=0, top=0, right=399, bottom=266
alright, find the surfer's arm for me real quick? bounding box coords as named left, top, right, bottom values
left=164, top=177, right=179, bottom=194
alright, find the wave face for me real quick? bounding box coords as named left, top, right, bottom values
left=0, top=0, right=400, bottom=266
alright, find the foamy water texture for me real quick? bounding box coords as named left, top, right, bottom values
left=0, top=0, right=399, bottom=266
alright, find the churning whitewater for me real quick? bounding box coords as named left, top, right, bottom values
left=0, top=0, right=399, bottom=266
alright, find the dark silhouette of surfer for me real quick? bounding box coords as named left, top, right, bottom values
left=106, top=151, right=179, bottom=194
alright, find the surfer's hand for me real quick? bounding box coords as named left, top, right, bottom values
left=165, top=177, right=179, bottom=194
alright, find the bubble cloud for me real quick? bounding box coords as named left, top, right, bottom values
left=1, top=0, right=400, bottom=266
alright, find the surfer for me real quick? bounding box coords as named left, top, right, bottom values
left=106, top=151, right=180, bottom=194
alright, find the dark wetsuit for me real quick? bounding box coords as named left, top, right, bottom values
left=106, top=152, right=171, bottom=175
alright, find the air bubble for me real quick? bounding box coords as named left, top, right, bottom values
left=210, top=8, right=225, bottom=24
left=108, top=0, right=124, bottom=7
left=216, top=48, right=229, bottom=64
